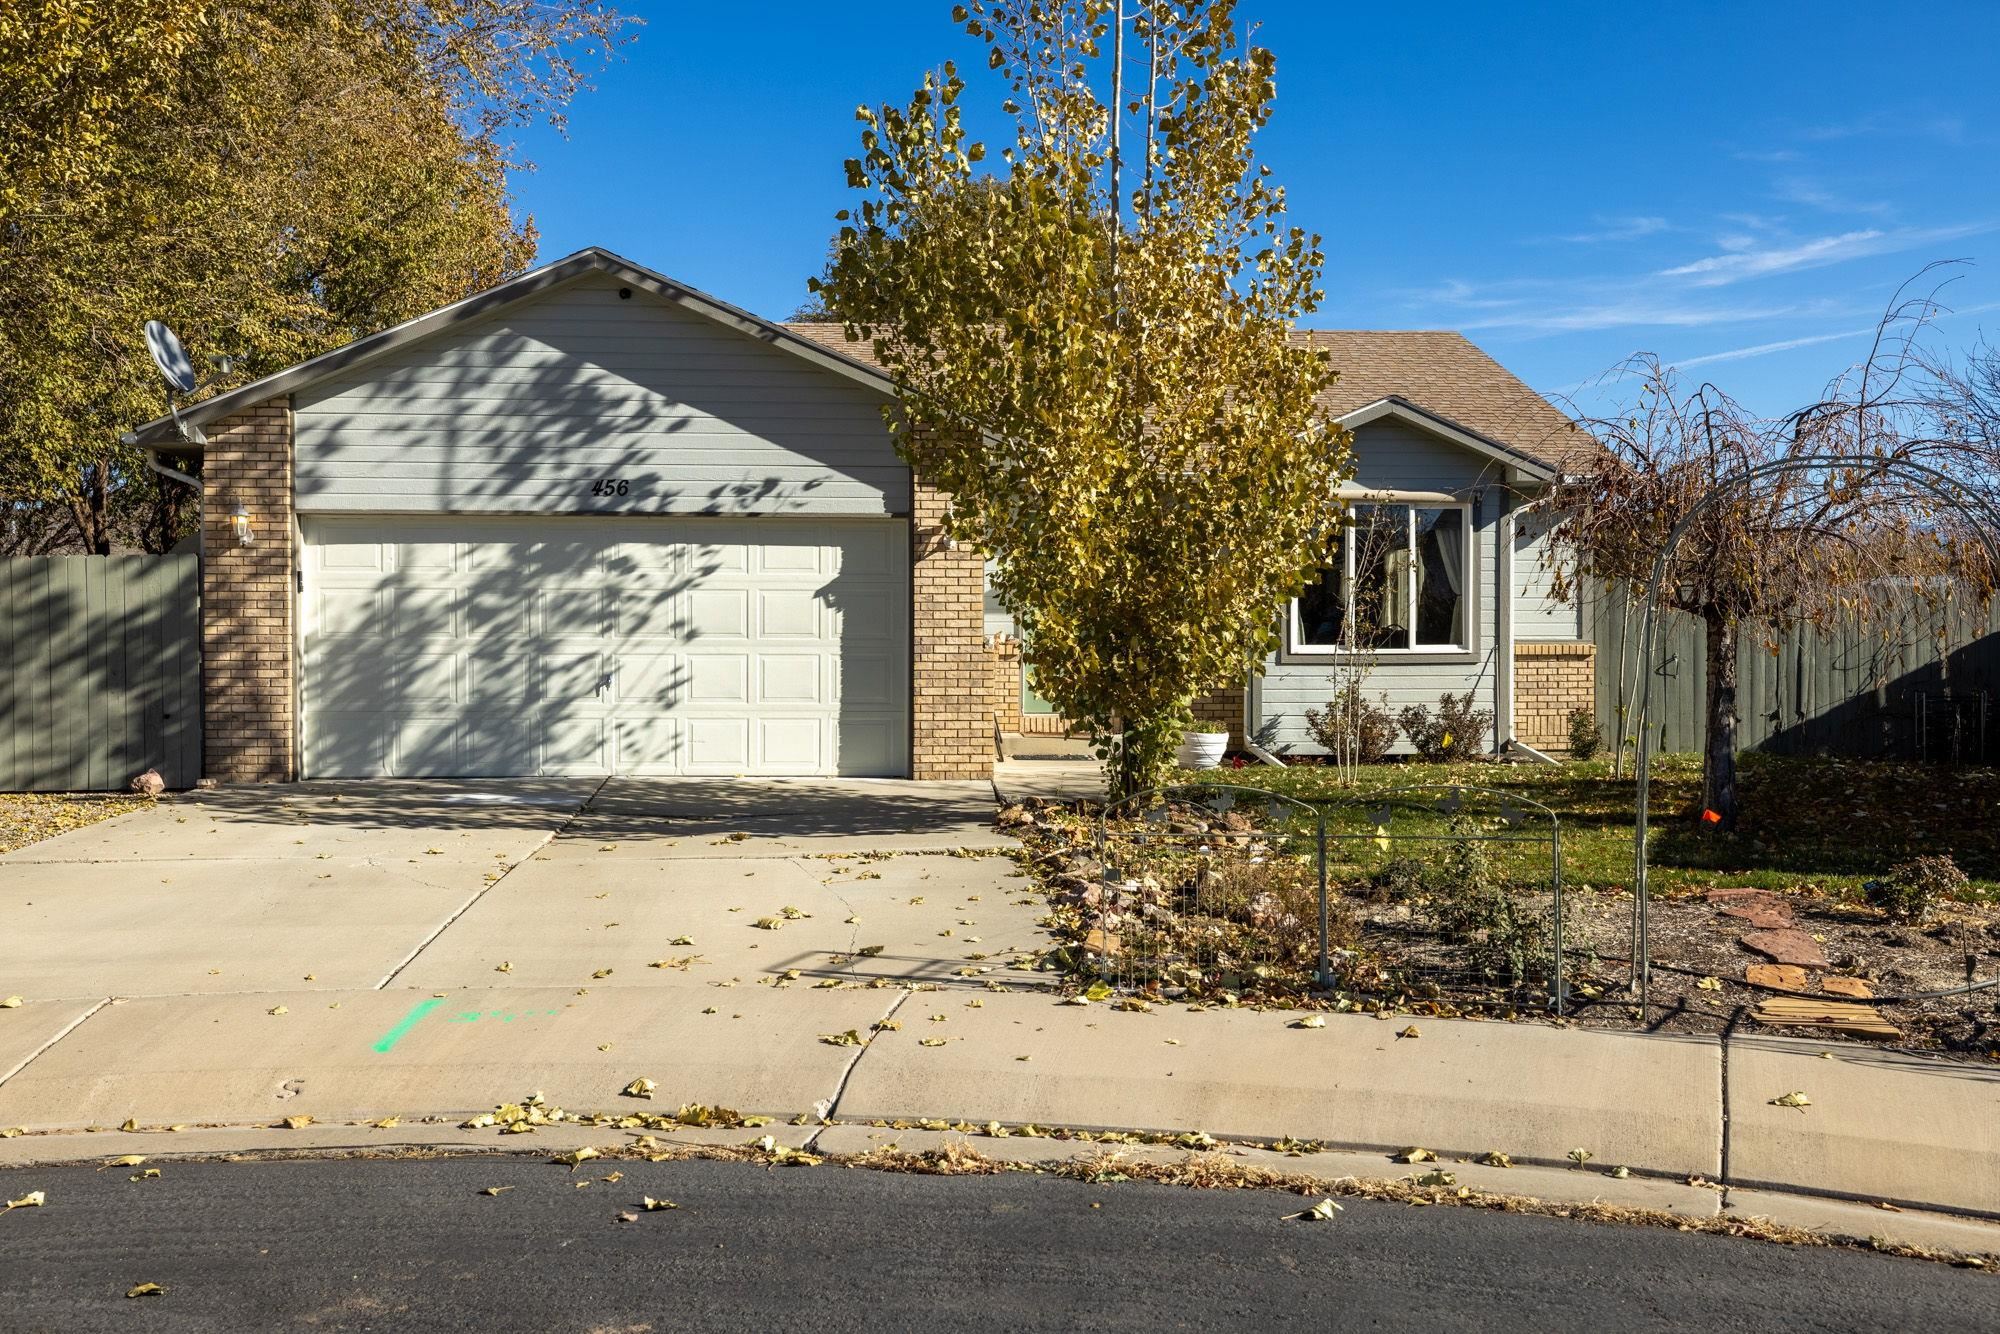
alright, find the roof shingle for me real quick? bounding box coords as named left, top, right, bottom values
left=783, top=322, right=1589, bottom=472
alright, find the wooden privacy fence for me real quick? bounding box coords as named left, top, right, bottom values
left=1588, top=581, right=2000, bottom=762
left=0, top=554, right=201, bottom=791
left=1592, top=580, right=2000, bottom=768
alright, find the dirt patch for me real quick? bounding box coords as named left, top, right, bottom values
left=0, top=792, right=148, bottom=855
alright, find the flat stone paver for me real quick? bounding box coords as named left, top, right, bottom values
left=394, top=852, right=1048, bottom=992
left=1727, top=1036, right=2000, bottom=1216
left=0, top=982, right=896, bottom=1132
left=838, top=1002, right=1724, bottom=1176
left=0, top=858, right=495, bottom=1000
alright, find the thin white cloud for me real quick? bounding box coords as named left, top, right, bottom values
left=1552, top=215, right=1670, bottom=244
left=1669, top=326, right=1876, bottom=370
left=1773, top=177, right=1894, bottom=217
left=1658, top=223, right=1991, bottom=287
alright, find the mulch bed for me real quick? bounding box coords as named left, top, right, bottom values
left=1004, top=796, right=2000, bottom=1060
left=0, top=792, right=149, bottom=855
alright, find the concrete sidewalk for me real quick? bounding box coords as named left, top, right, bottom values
left=1, top=777, right=1997, bottom=1260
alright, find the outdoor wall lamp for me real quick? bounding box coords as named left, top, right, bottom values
left=232, top=504, right=254, bottom=546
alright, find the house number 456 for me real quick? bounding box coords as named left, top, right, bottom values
left=589, top=479, right=631, bottom=497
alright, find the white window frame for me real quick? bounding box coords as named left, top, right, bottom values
left=1288, top=501, right=1473, bottom=656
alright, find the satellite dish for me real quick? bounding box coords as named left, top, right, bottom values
left=144, top=320, right=197, bottom=395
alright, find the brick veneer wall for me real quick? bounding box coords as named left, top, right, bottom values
left=910, top=480, right=994, bottom=779
left=1190, top=682, right=1246, bottom=749
left=989, top=635, right=1025, bottom=734
left=1514, top=641, right=1595, bottom=753
left=201, top=399, right=297, bottom=782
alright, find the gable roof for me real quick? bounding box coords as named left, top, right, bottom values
left=785, top=323, right=1588, bottom=475
left=128, top=248, right=896, bottom=450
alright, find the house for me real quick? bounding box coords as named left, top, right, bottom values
left=128, top=246, right=1590, bottom=786
left=790, top=324, right=1598, bottom=760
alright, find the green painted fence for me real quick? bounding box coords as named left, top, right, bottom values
left=0, top=554, right=201, bottom=791
left=1588, top=582, right=2000, bottom=763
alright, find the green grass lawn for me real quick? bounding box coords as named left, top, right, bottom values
left=1189, top=752, right=2000, bottom=902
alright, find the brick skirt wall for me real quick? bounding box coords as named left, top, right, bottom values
left=1515, top=641, right=1595, bottom=753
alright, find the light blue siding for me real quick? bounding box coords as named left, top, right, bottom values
left=1514, top=506, right=1583, bottom=641
left=294, top=274, right=908, bottom=516
left=1253, top=418, right=1507, bottom=754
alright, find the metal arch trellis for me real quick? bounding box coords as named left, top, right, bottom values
left=1628, top=454, right=2000, bottom=1010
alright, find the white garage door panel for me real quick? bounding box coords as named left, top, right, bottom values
left=302, top=516, right=909, bottom=778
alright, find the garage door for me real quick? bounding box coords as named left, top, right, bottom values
left=300, top=516, right=909, bottom=778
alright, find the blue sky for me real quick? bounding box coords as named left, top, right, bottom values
left=511, top=1, right=2000, bottom=417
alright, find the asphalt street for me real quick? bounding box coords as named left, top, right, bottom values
left=0, top=1154, right=1988, bottom=1332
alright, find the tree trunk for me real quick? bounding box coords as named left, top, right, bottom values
left=1702, top=610, right=1741, bottom=831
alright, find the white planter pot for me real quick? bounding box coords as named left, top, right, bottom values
left=1176, top=731, right=1229, bottom=770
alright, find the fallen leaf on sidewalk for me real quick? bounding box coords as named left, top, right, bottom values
left=669, top=935, right=695, bottom=946
left=119, top=1119, right=139, bottom=1132
left=1477, top=1152, right=1512, bottom=1168
left=0, top=1128, right=21, bottom=1138
left=1112, top=998, right=1151, bottom=1013
left=621, top=1078, right=658, bottom=1100
left=1393, top=1148, right=1435, bottom=1163
left=753, top=917, right=782, bottom=930
left=125, top=1283, right=165, bottom=1299
left=819, top=1030, right=865, bottom=1047
left=280, top=1115, right=313, bottom=1130
left=0, top=996, right=22, bottom=1008
left=495, top=961, right=513, bottom=973
left=919, top=1037, right=948, bottom=1047
left=370, top=1117, right=399, bottom=1129
left=4, top=1190, right=46, bottom=1211
left=1285, top=1199, right=1342, bottom=1222
left=1609, top=1166, right=1631, bottom=1179
left=592, top=968, right=614, bottom=979
left=1291, top=1016, right=1326, bottom=1030
left=480, top=1186, right=513, bottom=1197
left=1769, top=1090, right=1812, bottom=1110
left=268, top=1006, right=288, bottom=1016
left=1413, top=1170, right=1457, bottom=1187
left=1396, top=1025, right=1420, bottom=1039
left=1567, top=1148, right=1593, bottom=1165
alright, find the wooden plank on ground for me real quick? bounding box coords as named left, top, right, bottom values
left=1751, top=995, right=1900, bottom=1039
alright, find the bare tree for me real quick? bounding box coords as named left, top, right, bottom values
left=1552, top=270, right=2000, bottom=829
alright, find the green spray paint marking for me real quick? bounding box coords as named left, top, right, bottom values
left=372, top=997, right=444, bottom=1054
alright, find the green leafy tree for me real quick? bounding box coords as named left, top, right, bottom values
left=0, top=1, right=633, bottom=553
left=815, top=0, right=1345, bottom=793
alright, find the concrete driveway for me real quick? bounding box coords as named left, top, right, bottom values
left=0, top=777, right=1034, bottom=1003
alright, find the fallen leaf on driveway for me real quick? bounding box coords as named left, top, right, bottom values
left=622, top=1078, right=658, bottom=1100
left=1285, top=1199, right=1342, bottom=1222
left=592, top=968, right=614, bottom=979
left=268, top=1006, right=288, bottom=1016
left=752, top=918, right=782, bottom=930
left=1567, top=1148, right=1593, bottom=1165
left=125, top=1283, right=165, bottom=1299
left=119, top=1119, right=139, bottom=1132
left=919, top=1037, right=948, bottom=1047
left=280, top=1115, right=313, bottom=1130
left=669, top=935, right=695, bottom=946
left=1397, top=1025, right=1420, bottom=1039
left=1477, top=1152, right=1512, bottom=1168
left=0, top=996, right=22, bottom=1009
left=1292, top=1016, right=1326, bottom=1030
left=495, top=961, right=513, bottom=973
left=1393, top=1147, right=1435, bottom=1163
left=1769, top=1091, right=1812, bottom=1110
left=370, top=1117, right=400, bottom=1129
left=819, top=1030, right=865, bottom=1047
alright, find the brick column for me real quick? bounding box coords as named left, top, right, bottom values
left=910, top=479, right=994, bottom=779
left=201, top=399, right=296, bottom=782
left=1513, top=641, right=1596, bottom=753
left=1190, top=683, right=1247, bottom=749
